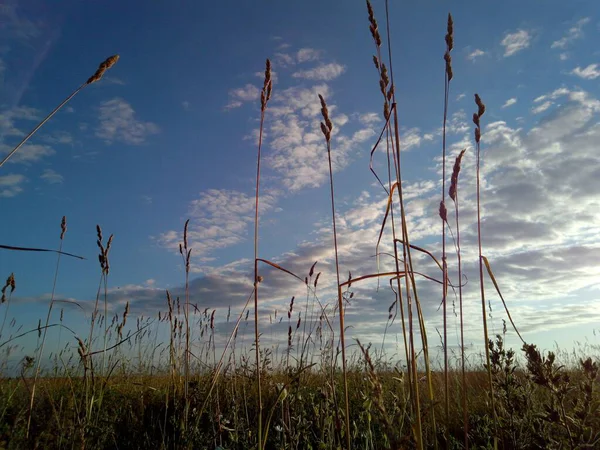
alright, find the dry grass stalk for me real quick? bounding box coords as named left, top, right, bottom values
left=253, top=58, right=272, bottom=450
left=473, top=92, right=498, bottom=446
left=319, top=92, right=351, bottom=449
left=440, top=12, right=455, bottom=447
left=28, top=216, right=69, bottom=437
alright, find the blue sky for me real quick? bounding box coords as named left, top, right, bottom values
left=1, top=0, right=600, bottom=368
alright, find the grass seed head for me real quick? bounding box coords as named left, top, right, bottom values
left=87, top=55, right=120, bottom=85
left=439, top=200, right=448, bottom=222
left=449, top=149, right=466, bottom=201
left=60, top=216, right=67, bottom=240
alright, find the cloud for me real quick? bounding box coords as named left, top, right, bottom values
left=264, top=83, right=378, bottom=191
left=0, top=173, right=25, bottom=197
left=456, top=93, right=466, bottom=101
left=401, top=128, right=425, bottom=151
left=531, top=101, right=552, bottom=114
left=358, top=113, right=381, bottom=125
left=292, top=63, right=346, bottom=81
left=96, top=98, right=159, bottom=145
left=40, top=168, right=63, bottom=184
left=0, top=143, right=55, bottom=164
left=42, top=131, right=73, bottom=145
left=0, top=105, right=55, bottom=165
left=467, top=49, right=486, bottom=61
left=142, top=195, right=153, bottom=205
left=502, top=98, right=517, bottom=108
left=297, top=48, right=321, bottom=63
left=274, top=52, right=295, bottom=68
left=182, top=101, right=190, bottom=111
left=225, top=84, right=260, bottom=109
left=551, top=17, right=590, bottom=49
left=501, top=30, right=531, bottom=57
left=0, top=5, right=41, bottom=41
left=157, top=189, right=279, bottom=271
left=571, top=64, right=600, bottom=80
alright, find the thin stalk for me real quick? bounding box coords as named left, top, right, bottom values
left=454, top=188, right=468, bottom=449
left=28, top=217, right=67, bottom=437
left=253, top=59, right=272, bottom=450
left=474, top=94, right=497, bottom=448
left=318, top=93, right=350, bottom=450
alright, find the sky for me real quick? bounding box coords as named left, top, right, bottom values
left=1, top=0, right=599, bottom=370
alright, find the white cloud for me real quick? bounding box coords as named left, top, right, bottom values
left=0, top=106, right=52, bottom=167
left=467, top=49, right=486, bottom=61
left=0, top=173, right=25, bottom=197
left=225, top=84, right=260, bottom=109
left=502, top=98, right=517, bottom=108
left=0, top=143, right=55, bottom=164
left=358, top=113, right=381, bottom=125
left=96, top=98, right=159, bottom=145
left=157, top=189, right=279, bottom=271
left=551, top=17, right=590, bottom=49
left=456, top=93, right=466, bottom=101
left=264, top=83, right=378, bottom=191
left=532, top=101, right=552, bottom=114
left=42, top=131, right=73, bottom=145
left=40, top=168, right=63, bottom=184
left=274, top=52, right=295, bottom=68
left=501, top=29, right=531, bottom=57
left=571, top=64, right=600, bottom=80
left=401, top=128, right=424, bottom=151
left=182, top=101, right=190, bottom=111
left=297, top=48, right=322, bottom=63
left=559, top=53, right=569, bottom=61
left=292, top=63, right=346, bottom=81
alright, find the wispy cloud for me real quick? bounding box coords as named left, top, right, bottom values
left=501, top=29, right=531, bottom=57
left=0, top=143, right=55, bottom=164
left=292, top=63, right=346, bottom=81
left=297, top=48, right=321, bottom=63
left=467, top=49, right=486, bottom=61
left=571, top=64, right=600, bottom=80
left=40, top=168, right=63, bottom=184
left=41, top=131, right=73, bottom=145
left=358, top=113, right=381, bottom=125
left=182, top=101, right=191, bottom=111
left=551, top=17, right=590, bottom=49
left=158, top=189, right=279, bottom=270
left=96, top=98, right=159, bottom=145
left=502, top=98, right=517, bottom=108
left=264, top=83, right=377, bottom=191
left=225, top=84, right=260, bottom=110
left=0, top=173, right=25, bottom=197
left=532, top=101, right=552, bottom=114
left=274, top=52, right=295, bottom=68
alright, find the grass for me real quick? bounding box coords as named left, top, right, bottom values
left=1, top=0, right=599, bottom=449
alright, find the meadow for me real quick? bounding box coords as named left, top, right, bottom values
left=1, top=1, right=599, bottom=449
